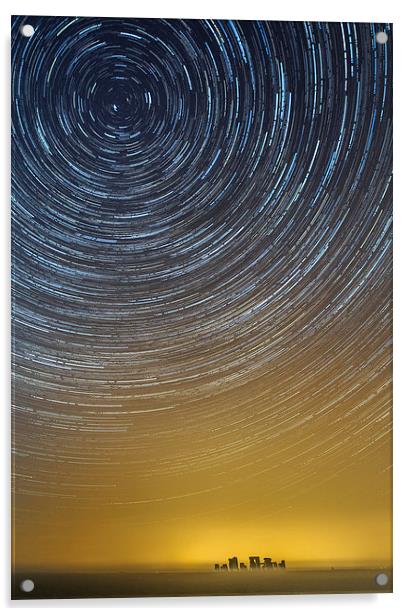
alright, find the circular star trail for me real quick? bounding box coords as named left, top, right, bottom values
left=11, top=16, right=392, bottom=521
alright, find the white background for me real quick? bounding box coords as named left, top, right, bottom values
left=1, top=0, right=409, bottom=613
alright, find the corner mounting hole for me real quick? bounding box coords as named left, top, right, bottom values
left=20, top=578, right=35, bottom=592
left=376, top=31, right=388, bottom=45
left=20, top=24, right=35, bottom=38
left=375, top=572, right=389, bottom=587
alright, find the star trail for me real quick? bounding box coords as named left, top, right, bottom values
left=11, top=16, right=392, bottom=571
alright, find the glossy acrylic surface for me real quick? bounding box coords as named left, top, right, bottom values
left=11, top=15, right=392, bottom=599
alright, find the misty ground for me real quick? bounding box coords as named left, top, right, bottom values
left=12, top=567, right=392, bottom=599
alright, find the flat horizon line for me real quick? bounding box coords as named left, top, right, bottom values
left=12, top=564, right=393, bottom=574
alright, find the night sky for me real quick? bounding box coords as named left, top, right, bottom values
left=11, top=16, right=392, bottom=571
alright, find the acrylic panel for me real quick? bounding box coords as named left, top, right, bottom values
left=11, top=15, right=393, bottom=599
